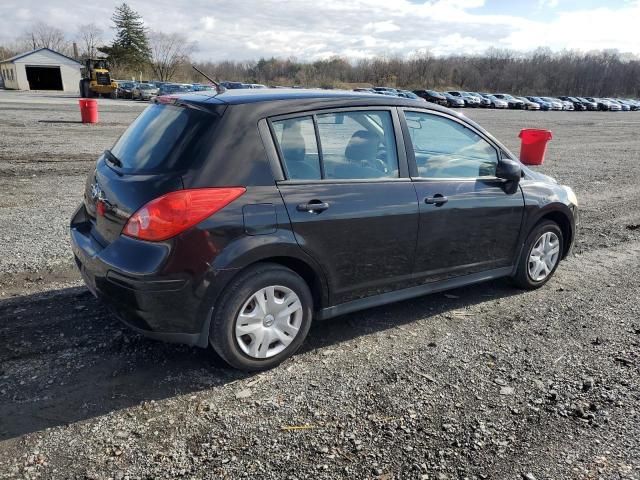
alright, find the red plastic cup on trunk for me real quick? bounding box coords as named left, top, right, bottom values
left=518, top=128, right=552, bottom=165
left=78, top=99, right=99, bottom=124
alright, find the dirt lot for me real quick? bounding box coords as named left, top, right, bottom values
left=0, top=90, right=639, bottom=479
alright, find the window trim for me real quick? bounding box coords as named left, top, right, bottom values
left=399, top=107, right=502, bottom=182
left=266, top=106, right=410, bottom=184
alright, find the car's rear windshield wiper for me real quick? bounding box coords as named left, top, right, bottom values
left=104, top=150, right=122, bottom=168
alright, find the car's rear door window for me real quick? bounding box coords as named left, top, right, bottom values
left=270, top=116, right=320, bottom=180
left=271, top=110, right=399, bottom=181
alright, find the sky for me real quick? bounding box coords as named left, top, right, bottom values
left=1, top=0, right=639, bottom=61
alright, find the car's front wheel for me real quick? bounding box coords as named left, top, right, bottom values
left=209, top=263, right=313, bottom=371
left=512, top=220, right=563, bottom=289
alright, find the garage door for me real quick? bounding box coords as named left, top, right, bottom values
left=25, top=66, right=63, bottom=90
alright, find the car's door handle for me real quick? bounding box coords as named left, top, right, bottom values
left=424, top=195, right=448, bottom=205
left=296, top=201, right=330, bottom=213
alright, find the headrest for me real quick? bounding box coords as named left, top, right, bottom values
left=345, top=130, right=379, bottom=162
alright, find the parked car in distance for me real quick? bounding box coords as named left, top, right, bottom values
left=462, top=92, right=483, bottom=107
left=558, top=96, right=587, bottom=111
left=605, top=98, right=629, bottom=111
left=442, top=92, right=465, bottom=107
left=515, top=96, right=540, bottom=110
left=397, top=90, right=425, bottom=101
left=447, top=91, right=479, bottom=107
left=373, top=87, right=398, bottom=94
left=132, top=83, right=159, bottom=100
left=246, top=84, right=267, bottom=89
left=538, top=97, right=564, bottom=111
left=556, top=98, right=575, bottom=111
left=483, top=94, right=509, bottom=109
left=220, top=81, right=246, bottom=89
left=585, top=97, right=615, bottom=111
left=525, top=96, right=551, bottom=111
left=575, top=97, right=598, bottom=111
left=353, top=88, right=375, bottom=93
left=70, top=88, right=578, bottom=370
left=413, top=90, right=448, bottom=106
left=116, top=81, right=136, bottom=99
left=468, top=92, right=491, bottom=108
left=191, top=83, right=216, bottom=92
left=156, top=83, right=193, bottom=97
left=491, top=94, right=525, bottom=109
left=621, top=99, right=640, bottom=111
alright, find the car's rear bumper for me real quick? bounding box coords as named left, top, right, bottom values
left=69, top=204, right=238, bottom=347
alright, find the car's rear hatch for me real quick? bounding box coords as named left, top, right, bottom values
left=82, top=99, right=225, bottom=246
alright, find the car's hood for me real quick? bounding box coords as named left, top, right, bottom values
left=522, top=165, right=557, bottom=184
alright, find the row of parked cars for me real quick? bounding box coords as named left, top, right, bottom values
left=115, top=81, right=218, bottom=100
left=114, top=80, right=270, bottom=100
left=114, top=81, right=639, bottom=111
left=353, top=87, right=640, bottom=111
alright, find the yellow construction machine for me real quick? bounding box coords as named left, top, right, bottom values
left=79, top=59, right=118, bottom=98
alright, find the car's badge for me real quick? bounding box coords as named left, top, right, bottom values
left=90, top=182, right=102, bottom=201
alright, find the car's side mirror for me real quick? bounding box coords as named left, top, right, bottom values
left=496, top=157, right=522, bottom=194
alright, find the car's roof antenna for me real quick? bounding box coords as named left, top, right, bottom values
left=191, top=65, right=226, bottom=94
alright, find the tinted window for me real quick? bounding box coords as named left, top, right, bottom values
left=317, top=111, right=398, bottom=179
left=110, top=103, right=218, bottom=173
left=405, top=111, right=498, bottom=178
left=273, top=111, right=398, bottom=180
left=271, top=116, right=321, bottom=180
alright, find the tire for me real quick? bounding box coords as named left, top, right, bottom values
left=209, top=263, right=313, bottom=371
left=512, top=220, right=563, bottom=289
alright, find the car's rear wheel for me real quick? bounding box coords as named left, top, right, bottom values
left=512, top=220, right=563, bottom=289
left=209, top=263, right=313, bottom=371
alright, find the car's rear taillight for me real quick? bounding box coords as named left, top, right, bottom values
left=123, top=187, right=246, bottom=241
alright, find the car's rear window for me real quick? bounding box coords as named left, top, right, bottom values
left=109, top=103, right=219, bottom=173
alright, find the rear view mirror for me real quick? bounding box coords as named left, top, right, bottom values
left=405, top=119, right=422, bottom=130
left=496, top=158, right=522, bottom=194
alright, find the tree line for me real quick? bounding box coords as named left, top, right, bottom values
left=1, top=3, right=639, bottom=97
left=195, top=51, right=640, bottom=97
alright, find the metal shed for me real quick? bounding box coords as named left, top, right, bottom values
left=0, top=48, right=82, bottom=93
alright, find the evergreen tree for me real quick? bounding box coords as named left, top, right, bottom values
left=100, top=3, right=150, bottom=71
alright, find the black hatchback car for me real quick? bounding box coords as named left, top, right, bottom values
left=70, top=89, right=578, bottom=370
left=413, top=89, right=448, bottom=106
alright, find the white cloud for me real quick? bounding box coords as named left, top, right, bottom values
left=200, top=16, right=215, bottom=32
left=538, top=0, right=559, bottom=8
left=364, top=21, right=400, bottom=33
left=0, top=0, right=638, bottom=60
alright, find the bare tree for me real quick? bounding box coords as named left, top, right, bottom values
left=149, top=32, right=194, bottom=81
left=76, top=23, right=103, bottom=59
left=22, top=22, right=69, bottom=53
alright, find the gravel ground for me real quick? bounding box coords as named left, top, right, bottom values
left=0, top=91, right=639, bottom=479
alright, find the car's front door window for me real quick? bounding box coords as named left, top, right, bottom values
left=405, top=111, right=498, bottom=178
